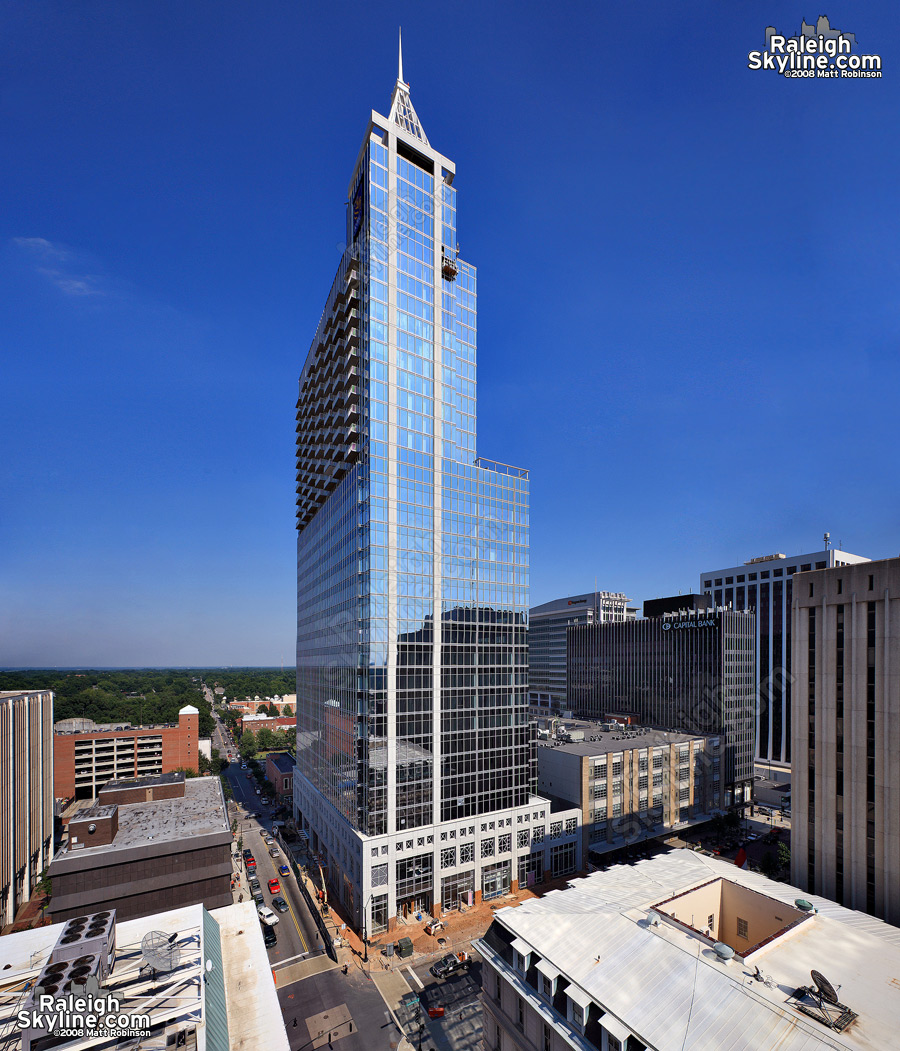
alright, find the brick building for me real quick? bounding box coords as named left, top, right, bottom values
left=265, top=752, right=295, bottom=804
left=54, top=706, right=199, bottom=800
left=238, top=714, right=295, bottom=735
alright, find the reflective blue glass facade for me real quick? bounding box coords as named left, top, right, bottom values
left=295, top=68, right=538, bottom=927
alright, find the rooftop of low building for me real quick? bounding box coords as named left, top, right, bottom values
left=539, top=726, right=714, bottom=756
left=0, top=902, right=288, bottom=1051
left=54, top=775, right=229, bottom=859
left=479, top=849, right=900, bottom=1051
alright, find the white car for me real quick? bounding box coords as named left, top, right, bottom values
left=257, top=905, right=279, bottom=926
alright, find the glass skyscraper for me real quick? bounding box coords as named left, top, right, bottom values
left=294, top=47, right=580, bottom=934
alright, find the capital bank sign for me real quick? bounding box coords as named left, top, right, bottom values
left=662, top=617, right=718, bottom=631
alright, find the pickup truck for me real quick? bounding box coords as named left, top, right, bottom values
left=430, top=951, right=470, bottom=979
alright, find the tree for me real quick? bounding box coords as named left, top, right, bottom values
left=777, top=841, right=791, bottom=872
left=760, top=850, right=779, bottom=878
left=239, top=730, right=257, bottom=759
left=256, top=728, right=277, bottom=752
left=282, top=705, right=293, bottom=717
left=198, top=752, right=212, bottom=775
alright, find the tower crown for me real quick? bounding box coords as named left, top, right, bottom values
left=388, top=27, right=429, bottom=144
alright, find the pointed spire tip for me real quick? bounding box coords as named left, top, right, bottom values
left=398, top=26, right=404, bottom=84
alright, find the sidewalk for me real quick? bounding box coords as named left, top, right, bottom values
left=296, top=863, right=581, bottom=968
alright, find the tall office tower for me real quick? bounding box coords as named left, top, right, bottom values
left=1, top=690, right=54, bottom=925
left=792, top=557, right=900, bottom=925
left=700, top=547, right=869, bottom=766
left=294, top=46, right=578, bottom=935
left=528, top=592, right=634, bottom=714
left=567, top=607, right=756, bottom=807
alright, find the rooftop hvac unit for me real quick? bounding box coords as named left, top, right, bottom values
left=51, top=909, right=116, bottom=978
left=21, top=954, right=104, bottom=1051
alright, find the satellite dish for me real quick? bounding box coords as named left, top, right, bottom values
left=811, top=970, right=839, bottom=1005
left=141, top=931, right=182, bottom=973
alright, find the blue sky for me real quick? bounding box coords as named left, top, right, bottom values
left=2, top=1, right=897, bottom=666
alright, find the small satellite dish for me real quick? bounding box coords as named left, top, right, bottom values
left=811, top=970, right=839, bottom=1005
left=141, top=931, right=182, bottom=973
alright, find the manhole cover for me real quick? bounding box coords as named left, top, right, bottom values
left=437, top=938, right=447, bottom=947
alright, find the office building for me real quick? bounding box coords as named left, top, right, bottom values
left=476, top=849, right=900, bottom=1051
left=537, top=727, right=723, bottom=861
left=0, top=689, right=54, bottom=926
left=699, top=547, right=869, bottom=764
left=48, top=773, right=232, bottom=923
left=293, top=45, right=580, bottom=934
left=642, top=593, right=711, bottom=619
left=528, top=592, right=634, bottom=713
left=54, top=705, right=199, bottom=800
left=0, top=901, right=288, bottom=1051
left=791, top=556, right=900, bottom=926
left=568, top=606, right=755, bottom=806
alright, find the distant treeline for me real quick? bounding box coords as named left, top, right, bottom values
left=0, top=670, right=214, bottom=737
left=209, top=668, right=296, bottom=701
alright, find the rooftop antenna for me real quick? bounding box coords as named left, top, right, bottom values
left=398, top=26, right=404, bottom=84
left=811, top=970, right=839, bottom=1005
left=141, top=931, right=182, bottom=979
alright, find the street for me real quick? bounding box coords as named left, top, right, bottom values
left=213, top=710, right=323, bottom=965
left=209, top=704, right=486, bottom=1051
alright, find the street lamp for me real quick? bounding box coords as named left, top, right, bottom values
left=362, top=893, right=375, bottom=963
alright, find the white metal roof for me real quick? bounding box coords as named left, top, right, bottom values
left=487, top=850, right=900, bottom=1051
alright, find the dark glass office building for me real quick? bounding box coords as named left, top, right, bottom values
left=567, top=608, right=756, bottom=806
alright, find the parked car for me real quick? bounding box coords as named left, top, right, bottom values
left=253, top=893, right=265, bottom=908
left=242, top=849, right=253, bottom=860
left=258, top=905, right=279, bottom=926
left=249, top=877, right=261, bottom=893
left=430, top=951, right=470, bottom=979
left=246, top=857, right=257, bottom=872
left=278, top=864, right=290, bottom=877
left=268, top=847, right=280, bottom=859
left=271, top=896, right=289, bottom=913
left=267, top=878, right=281, bottom=894
left=262, top=923, right=277, bottom=948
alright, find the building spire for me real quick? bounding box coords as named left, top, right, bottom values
left=388, top=27, right=429, bottom=145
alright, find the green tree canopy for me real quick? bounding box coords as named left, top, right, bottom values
left=239, top=730, right=257, bottom=759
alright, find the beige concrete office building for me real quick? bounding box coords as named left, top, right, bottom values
left=0, top=689, right=54, bottom=926
left=791, top=555, right=900, bottom=925
left=537, top=728, right=724, bottom=861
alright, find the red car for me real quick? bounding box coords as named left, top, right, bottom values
left=267, top=878, right=281, bottom=894
left=246, top=857, right=256, bottom=872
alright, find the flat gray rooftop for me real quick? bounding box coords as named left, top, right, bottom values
left=539, top=728, right=708, bottom=756
left=266, top=751, right=295, bottom=773
left=103, top=770, right=185, bottom=791
left=59, top=776, right=228, bottom=858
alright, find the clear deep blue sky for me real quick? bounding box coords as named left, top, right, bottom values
left=2, top=2, right=897, bottom=667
